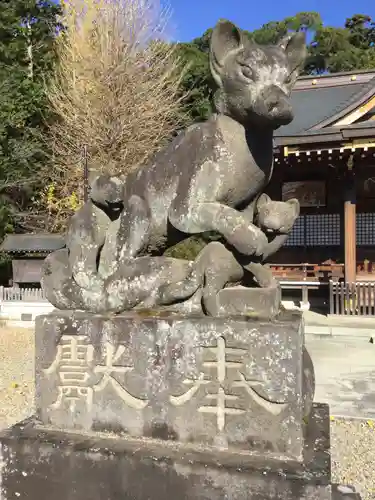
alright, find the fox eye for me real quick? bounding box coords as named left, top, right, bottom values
left=240, top=65, right=255, bottom=80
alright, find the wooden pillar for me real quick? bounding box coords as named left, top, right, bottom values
left=344, top=169, right=356, bottom=283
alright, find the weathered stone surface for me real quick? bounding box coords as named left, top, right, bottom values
left=0, top=405, right=356, bottom=500
left=332, top=486, right=362, bottom=499
left=35, top=310, right=312, bottom=460
left=41, top=20, right=307, bottom=316
left=215, top=285, right=281, bottom=319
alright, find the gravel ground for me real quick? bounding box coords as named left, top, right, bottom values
left=0, top=325, right=35, bottom=428
left=331, top=418, right=375, bottom=499
left=0, top=325, right=374, bottom=498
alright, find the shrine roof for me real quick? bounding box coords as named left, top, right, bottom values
left=275, top=70, right=375, bottom=144
left=0, top=234, right=65, bottom=254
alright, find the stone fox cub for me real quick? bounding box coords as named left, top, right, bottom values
left=111, top=20, right=307, bottom=263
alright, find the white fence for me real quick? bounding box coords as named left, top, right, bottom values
left=0, top=286, right=54, bottom=322
left=0, top=286, right=47, bottom=302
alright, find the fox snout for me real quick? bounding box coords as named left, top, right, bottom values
left=259, top=85, right=293, bottom=127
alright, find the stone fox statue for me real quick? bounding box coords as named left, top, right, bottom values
left=112, top=20, right=306, bottom=263
left=43, top=19, right=306, bottom=315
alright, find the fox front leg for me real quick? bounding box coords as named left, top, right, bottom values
left=98, top=195, right=151, bottom=279
left=244, top=261, right=277, bottom=288
left=199, top=242, right=244, bottom=315
left=170, top=202, right=268, bottom=257
left=241, top=233, right=288, bottom=288
left=66, top=202, right=110, bottom=291
left=261, top=233, right=289, bottom=261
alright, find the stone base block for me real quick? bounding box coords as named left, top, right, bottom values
left=216, top=285, right=281, bottom=319
left=35, top=309, right=309, bottom=460
left=0, top=404, right=360, bottom=500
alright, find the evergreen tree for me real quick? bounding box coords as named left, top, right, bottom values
left=308, top=14, right=375, bottom=73
left=0, top=0, right=62, bottom=233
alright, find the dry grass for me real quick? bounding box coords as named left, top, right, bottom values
left=40, top=0, right=187, bottom=231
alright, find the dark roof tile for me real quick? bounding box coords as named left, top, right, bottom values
left=0, top=234, right=65, bottom=253
left=275, top=76, right=375, bottom=137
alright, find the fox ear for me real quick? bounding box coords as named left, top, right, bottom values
left=283, top=32, right=307, bottom=72
left=211, top=20, right=242, bottom=66
left=257, top=193, right=271, bottom=209
left=210, top=20, right=243, bottom=87
left=286, top=198, right=300, bottom=216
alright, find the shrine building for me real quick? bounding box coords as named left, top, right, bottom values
left=267, top=69, right=375, bottom=313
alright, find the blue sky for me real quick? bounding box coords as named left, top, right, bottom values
left=168, top=0, right=375, bottom=41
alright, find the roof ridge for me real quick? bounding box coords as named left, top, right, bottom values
left=275, top=76, right=375, bottom=138
left=295, top=72, right=375, bottom=90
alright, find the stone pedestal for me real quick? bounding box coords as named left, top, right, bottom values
left=0, top=310, right=362, bottom=499
left=34, top=310, right=307, bottom=458
left=0, top=406, right=360, bottom=500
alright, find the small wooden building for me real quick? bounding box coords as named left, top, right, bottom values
left=268, top=69, right=375, bottom=287
left=0, top=234, right=65, bottom=287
